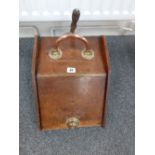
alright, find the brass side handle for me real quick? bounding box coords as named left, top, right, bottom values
left=66, top=117, right=80, bottom=129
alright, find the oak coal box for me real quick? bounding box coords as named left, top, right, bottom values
left=32, top=9, right=111, bottom=130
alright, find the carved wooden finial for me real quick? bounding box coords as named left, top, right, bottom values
left=70, top=9, right=80, bottom=33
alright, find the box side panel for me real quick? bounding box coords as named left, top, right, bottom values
left=31, top=36, right=42, bottom=129
left=101, top=36, right=111, bottom=126
left=37, top=76, right=106, bottom=130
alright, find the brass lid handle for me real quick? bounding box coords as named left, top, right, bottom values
left=48, top=9, right=94, bottom=60
left=48, top=33, right=94, bottom=60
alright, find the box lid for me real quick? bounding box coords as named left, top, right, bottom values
left=37, top=36, right=109, bottom=77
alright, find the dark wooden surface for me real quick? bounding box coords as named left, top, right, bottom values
left=38, top=76, right=106, bottom=130
left=37, top=37, right=106, bottom=75
left=32, top=36, right=111, bottom=130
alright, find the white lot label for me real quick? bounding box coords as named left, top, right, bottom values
left=67, top=67, right=76, bottom=73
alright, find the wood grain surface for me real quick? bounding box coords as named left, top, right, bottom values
left=32, top=36, right=111, bottom=130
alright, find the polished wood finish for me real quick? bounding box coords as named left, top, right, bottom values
left=37, top=37, right=105, bottom=75
left=32, top=35, right=111, bottom=130
left=38, top=76, right=106, bottom=129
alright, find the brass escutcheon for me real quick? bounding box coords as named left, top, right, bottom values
left=66, top=117, right=80, bottom=129
left=81, top=49, right=95, bottom=60
left=48, top=48, right=62, bottom=60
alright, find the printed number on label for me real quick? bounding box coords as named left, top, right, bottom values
left=67, top=67, right=76, bottom=73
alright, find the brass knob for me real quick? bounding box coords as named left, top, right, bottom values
left=66, top=117, right=80, bottom=129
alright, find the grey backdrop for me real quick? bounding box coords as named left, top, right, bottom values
left=19, top=36, right=135, bottom=155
